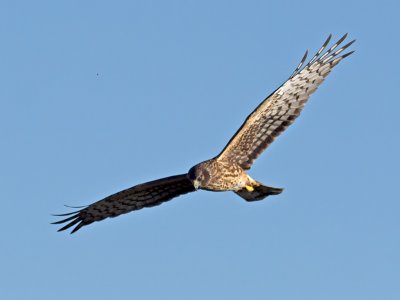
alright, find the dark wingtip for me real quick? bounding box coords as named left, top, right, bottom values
left=299, top=49, right=309, bottom=67
left=303, top=49, right=309, bottom=60
left=325, top=34, right=332, bottom=45
left=51, top=213, right=80, bottom=225
left=52, top=204, right=88, bottom=233
left=341, top=39, right=356, bottom=51
left=269, top=187, right=284, bottom=195
left=64, top=204, right=87, bottom=209
left=289, top=49, right=309, bottom=79
left=70, top=222, right=85, bottom=234
left=339, top=33, right=348, bottom=41
left=348, top=39, right=356, bottom=46
left=341, top=50, right=355, bottom=59
left=51, top=210, right=82, bottom=217
left=57, top=218, right=81, bottom=232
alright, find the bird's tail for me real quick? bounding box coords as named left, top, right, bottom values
left=234, top=182, right=283, bottom=202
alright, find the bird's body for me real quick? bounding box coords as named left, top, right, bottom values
left=53, top=34, right=355, bottom=233
left=188, top=159, right=253, bottom=191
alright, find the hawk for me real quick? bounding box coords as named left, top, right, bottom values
left=53, top=34, right=354, bottom=233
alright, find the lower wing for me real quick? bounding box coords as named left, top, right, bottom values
left=52, top=174, right=195, bottom=234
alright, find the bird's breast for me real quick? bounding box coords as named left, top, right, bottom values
left=199, top=159, right=248, bottom=191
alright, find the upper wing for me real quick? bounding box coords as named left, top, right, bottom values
left=52, top=174, right=195, bottom=233
left=217, top=34, right=355, bottom=170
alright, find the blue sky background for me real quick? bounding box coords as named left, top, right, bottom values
left=1, top=1, right=399, bottom=299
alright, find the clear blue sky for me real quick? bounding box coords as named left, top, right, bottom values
left=1, top=1, right=399, bottom=299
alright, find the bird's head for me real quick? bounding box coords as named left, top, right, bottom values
left=187, top=164, right=210, bottom=190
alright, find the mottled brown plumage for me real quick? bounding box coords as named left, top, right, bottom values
left=53, top=34, right=354, bottom=233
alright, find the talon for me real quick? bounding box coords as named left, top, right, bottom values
left=245, top=185, right=254, bottom=192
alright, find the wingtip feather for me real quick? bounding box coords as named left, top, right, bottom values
left=325, top=34, right=333, bottom=46
left=70, top=222, right=85, bottom=234
left=57, top=218, right=81, bottom=232
left=341, top=50, right=355, bottom=59
left=51, top=210, right=82, bottom=217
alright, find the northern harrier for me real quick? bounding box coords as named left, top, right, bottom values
left=53, top=34, right=354, bottom=233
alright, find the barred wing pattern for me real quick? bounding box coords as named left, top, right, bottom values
left=53, top=174, right=195, bottom=233
left=217, top=34, right=354, bottom=170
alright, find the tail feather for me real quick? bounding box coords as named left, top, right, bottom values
left=235, top=183, right=283, bottom=202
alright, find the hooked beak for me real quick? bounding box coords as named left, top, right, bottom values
left=193, top=180, right=200, bottom=190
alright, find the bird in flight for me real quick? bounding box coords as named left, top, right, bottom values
left=53, top=34, right=355, bottom=233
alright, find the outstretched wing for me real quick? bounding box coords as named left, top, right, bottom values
left=53, top=174, right=195, bottom=233
left=217, top=34, right=355, bottom=170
